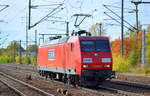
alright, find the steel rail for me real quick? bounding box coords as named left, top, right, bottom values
left=98, top=85, right=143, bottom=96
left=0, top=64, right=145, bottom=96
left=0, top=72, right=54, bottom=96
left=0, top=64, right=147, bottom=96
left=80, top=87, right=116, bottom=96
left=0, top=79, right=26, bottom=96
left=111, top=79, right=150, bottom=90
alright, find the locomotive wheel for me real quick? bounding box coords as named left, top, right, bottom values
left=42, top=71, right=45, bottom=76
left=39, top=71, right=42, bottom=76
left=69, top=75, right=77, bottom=87
left=74, top=76, right=80, bottom=87
left=50, top=73, right=55, bottom=80
left=62, top=74, right=67, bottom=83
left=57, top=73, right=63, bottom=81
left=67, top=75, right=80, bottom=87
left=45, top=72, right=48, bottom=79
left=66, top=75, right=71, bottom=85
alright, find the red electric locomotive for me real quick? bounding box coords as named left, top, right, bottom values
left=37, top=31, right=115, bottom=86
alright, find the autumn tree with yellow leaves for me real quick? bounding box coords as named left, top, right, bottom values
left=112, top=24, right=150, bottom=74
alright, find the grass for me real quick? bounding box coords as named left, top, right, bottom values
left=129, top=66, right=150, bottom=76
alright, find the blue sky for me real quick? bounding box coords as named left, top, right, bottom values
left=0, top=0, right=150, bottom=48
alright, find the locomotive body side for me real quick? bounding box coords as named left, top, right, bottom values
left=37, top=36, right=81, bottom=76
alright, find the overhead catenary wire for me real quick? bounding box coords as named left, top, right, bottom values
left=47, top=7, right=65, bottom=18
left=104, top=4, right=134, bottom=10
left=0, top=5, right=9, bottom=12
left=103, top=4, right=137, bottom=30
left=0, top=0, right=28, bottom=21
left=0, top=0, right=150, bottom=47
left=29, top=3, right=64, bottom=29
left=31, top=4, right=64, bottom=9
left=0, top=1, right=28, bottom=29
left=104, top=12, right=134, bottom=32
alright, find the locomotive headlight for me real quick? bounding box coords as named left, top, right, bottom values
left=104, top=64, right=110, bottom=68
left=102, top=58, right=111, bottom=63
left=83, top=65, right=89, bottom=68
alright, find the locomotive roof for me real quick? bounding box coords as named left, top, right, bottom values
left=79, top=36, right=109, bottom=40
left=40, top=37, right=70, bottom=47
left=40, top=36, right=109, bottom=47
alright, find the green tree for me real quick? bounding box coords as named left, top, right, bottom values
left=146, top=25, right=150, bottom=65
left=6, top=40, right=24, bottom=62
left=26, top=44, right=38, bottom=52
left=25, top=56, right=31, bottom=64
left=112, top=22, right=144, bottom=72
left=129, top=50, right=138, bottom=67
left=0, top=48, right=6, bottom=56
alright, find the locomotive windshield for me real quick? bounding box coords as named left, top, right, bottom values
left=80, top=40, right=110, bottom=52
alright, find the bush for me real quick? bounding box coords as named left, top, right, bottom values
left=113, top=54, right=130, bottom=72
left=0, top=55, right=14, bottom=64
left=15, top=55, right=37, bottom=65
left=15, top=55, right=31, bottom=64
left=25, top=56, right=31, bottom=64
left=128, top=50, right=138, bottom=67
left=30, top=56, right=37, bottom=66
left=15, top=56, right=19, bottom=64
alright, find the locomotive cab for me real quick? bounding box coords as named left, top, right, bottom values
left=79, top=37, right=115, bottom=86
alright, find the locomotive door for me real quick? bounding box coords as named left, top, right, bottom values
left=63, top=44, right=67, bottom=74
left=68, top=43, right=74, bottom=72
left=64, top=43, right=73, bottom=74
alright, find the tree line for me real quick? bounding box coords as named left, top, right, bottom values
left=0, top=41, right=38, bottom=65
left=111, top=24, right=150, bottom=75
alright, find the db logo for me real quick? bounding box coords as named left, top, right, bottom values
left=94, top=53, right=98, bottom=56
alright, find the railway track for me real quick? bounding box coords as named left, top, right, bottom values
left=0, top=72, right=54, bottom=96
left=99, top=80, right=150, bottom=96
left=0, top=66, right=120, bottom=96
left=79, top=82, right=144, bottom=96
left=0, top=64, right=150, bottom=96
left=111, top=79, right=150, bottom=90
left=53, top=79, right=144, bottom=96
left=0, top=67, right=102, bottom=96
left=98, top=85, right=143, bottom=96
